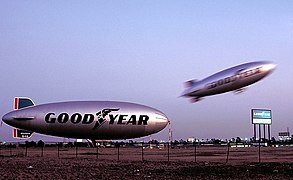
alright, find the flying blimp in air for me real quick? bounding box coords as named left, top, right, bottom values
left=181, top=61, right=277, bottom=102
left=2, top=97, right=169, bottom=144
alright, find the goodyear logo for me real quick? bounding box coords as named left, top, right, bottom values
left=253, top=110, right=271, bottom=119
left=206, top=67, right=261, bottom=89
left=44, top=108, right=149, bottom=130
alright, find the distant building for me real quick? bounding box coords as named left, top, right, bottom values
left=278, top=132, right=290, bottom=141
left=187, top=137, right=195, bottom=143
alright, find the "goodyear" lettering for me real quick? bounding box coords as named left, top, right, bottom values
left=44, top=112, right=149, bottom=128
left=206, top=68, right=261, bottom=89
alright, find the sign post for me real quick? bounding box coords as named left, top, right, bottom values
left=251, top=109, right=272, bottom=163
left=252, top=109, right=272, bottom=141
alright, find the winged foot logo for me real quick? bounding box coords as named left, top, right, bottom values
left=94, top=108, right=120, bottom=129
left=44, top=108, right=149, bottom=130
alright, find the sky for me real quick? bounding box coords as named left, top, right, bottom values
left=0, top=1, right=292, bottom=142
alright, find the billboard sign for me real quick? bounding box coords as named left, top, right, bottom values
left=251, top=109, right=272, bottom=124
left=279, top=132, right=290, bottom=137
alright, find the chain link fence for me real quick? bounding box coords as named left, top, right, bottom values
left=1, top=141, right=293, bottom=163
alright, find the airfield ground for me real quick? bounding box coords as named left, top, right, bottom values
left=1, top=146, right=293, bottom=179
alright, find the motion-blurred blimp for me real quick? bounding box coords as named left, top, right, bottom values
left=2, top=97, right=169, bottom=143
left=181, top=61, right=277, bottom=102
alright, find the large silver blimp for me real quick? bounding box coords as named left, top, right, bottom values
left=2, top=98, right=169, bottom=140
left=181, top=61, right=276, bottom=102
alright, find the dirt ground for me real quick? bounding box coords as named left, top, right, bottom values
left=1, top=146, right=293, bottom=179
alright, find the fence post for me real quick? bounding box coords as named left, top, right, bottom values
left=9, top=145, right=12, bottom=157
left=167, top=142, right=170, bottom=162
left=41, top=146, right=44, bottom=157
left=117, top=144, right=120, bottom=161
left=96, top=145, right=99, bottom=160
left=57, top=144, right=60, bottom=158
left=194, top=140, right=197, bottom=163
left=141, top=142, right=144, bottom=161
left=226, top=142, right=230, bottom=163
left=75, top=145, right=78, bottom=158
left=25, top=145, right=28, bottom=157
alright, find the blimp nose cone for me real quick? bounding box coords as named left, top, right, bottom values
left=156, top=114, right=169, bottom=130
left=146, top=112, right=169, bottom=135
left=2, top=112, right=13, bottom=125
left=262, top=63, right=277, bottom=72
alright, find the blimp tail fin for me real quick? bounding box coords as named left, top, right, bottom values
left=184, top=79, right=198, bottom=88
left=14, top=97, right=35, bottom=110
left=12, top=97, right=35, bottom=139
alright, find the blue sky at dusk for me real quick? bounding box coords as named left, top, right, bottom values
left=0, top=1, right=292, bottom=142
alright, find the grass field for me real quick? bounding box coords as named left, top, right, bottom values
left=1, top=146, right=293, bottom=179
